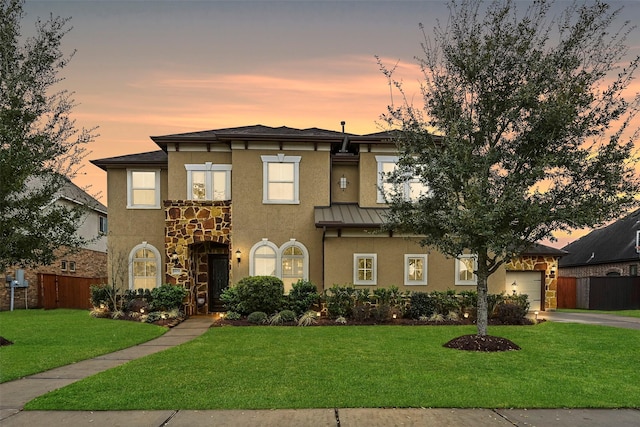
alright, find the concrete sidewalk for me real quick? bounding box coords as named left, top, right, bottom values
left=1, top=313, right=640, bottom=426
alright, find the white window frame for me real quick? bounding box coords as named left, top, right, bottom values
left=185, top=163, right=232, bottom=201
left=128, top=242, right=162, bottom=290
left=353, top=253, right=377, bottom=285
left=127, top=169, right=161, bottom=209
left=404, top=254, right=428, bottom=286
left=376, top=155, right=429, bottom=203
left=249, top=239, right=280, bottom=277
left=248, top=239, right=310, bottom=292
left=261, top=154, right=301, bottom=204
left=61, top=260, right=67, bottom=271
left=69, top=261, right=76, bottom=273
left=455, top=254, right=478, bottom=285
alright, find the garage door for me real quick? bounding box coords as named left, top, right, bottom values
left=505, top=271, right=543, bottom=311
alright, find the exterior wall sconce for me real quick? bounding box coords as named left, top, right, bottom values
left=338, top=175, right=349, bottom=191
left=511, top=281, right=517, bottom=295
left=171, top=250, right=180, bottom=267
left=235, top=249, right=242, bottom=264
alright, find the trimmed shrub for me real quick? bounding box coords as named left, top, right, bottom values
left=224, top=311, right=241, bottom=320
left=220, top=286, right=243, bottom=313
left=287, top=279, right=320, bottom=316
left=247, top=311, right=268, bottom=324
left=150, top=284, right=188, bottom=311
left=324, top=285, right=356, bottom=318
left=431, top=290, right=460, bottom=315
left=90, top=284, right=115, bottom=310
left=235, top=276, right=285, bottom=315
left=278, top=309, right=297, bottom=322
left=408, top=292, right=436, bottom=319
left=495, top=303, right=528, bottom=324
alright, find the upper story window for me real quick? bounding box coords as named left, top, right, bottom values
left=455, top=254, right=477, bottom=285
left=127, top=169, right=160, bottom=209
left=376, top=155, right=429, bottom=204
left=261, top=154, right=301, bottom=204
left=99, top=216, right=108, bottom=234
left=185, top=163, right=231, bottom=201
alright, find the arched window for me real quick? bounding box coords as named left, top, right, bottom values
left=248, top=239, right=309, bottom=293
left=249, top=239, right=279, bottom=277
left=129, top=243, right=161, bottom=290
left=280, top=240, right=309, bottom=293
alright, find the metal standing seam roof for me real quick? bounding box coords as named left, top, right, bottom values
left=314, top=204, right=389, bottom=228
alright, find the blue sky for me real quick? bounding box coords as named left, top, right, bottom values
left=22, top=0, right=640, bottom=247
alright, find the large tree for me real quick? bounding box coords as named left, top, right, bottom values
left=0, top=0, right=96, bottom=271
left=380, top=0, right=639, bottom=338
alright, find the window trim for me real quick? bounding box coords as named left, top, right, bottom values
left=404, top=254, right=428, bottom=286
left=261, top=154, right=301, bottom=204
left=455, top=254, right=478, bottom=286
left=353, top=253, right=377, bottom=285
left=99, top=216, right=108, bottom=234
left=127, top=169, right=161, bottom=209
left=185, top=163, right=232, bottom=201
left=249, top=239, right=280, bottom=277
left=248, top=239, right=310, bottom=289
left=375, top=155, right=429, bottom=203
left=128, top=242, right=161, bottom=290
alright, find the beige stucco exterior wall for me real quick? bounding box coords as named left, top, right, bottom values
left=358, top=152, right=381, bottom=208
left=331, top=163, right=359, bottom=204
left=105, top=167, right=167, bottom=289
left=322, top=235, right=507, bottom=293
left=166, top=150, right=232, bottom=200
left=230, top=148, right=330, bottom=287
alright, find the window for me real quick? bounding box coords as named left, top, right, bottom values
left=250, top=240, right=278, bottom=276
left=185, top=163, right=231, bottom=201
left=249, top=239, right=309, bottom=293
left=69, top=261, right=76, bottom=273
left=261, top=154, right=301, bottom=204
left=129, top=243, right=161, bottom=290
left=99, top=216, right=108, bottom=234
left=405, top=254, right=428, bottom=286
left=455, top=254, right=477, bottom=285
left=354, top=254, right=377, bottom=285
left=127, top=170, right=160, bottom=209
left=376, top=156, right=429, bottom=203
left=630, top=264, right=638, bottom=277
left=61, top=260, right=67, bottom=271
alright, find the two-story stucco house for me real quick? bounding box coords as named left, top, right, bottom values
left=91, top=124, right=564, bottom=315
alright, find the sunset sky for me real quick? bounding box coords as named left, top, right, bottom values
left=23, top=0, right=640, bottom=248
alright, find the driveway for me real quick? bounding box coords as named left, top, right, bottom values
left=539, top=311, right=640, bottom=330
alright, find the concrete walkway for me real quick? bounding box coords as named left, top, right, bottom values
left=1, top=313, right=640, bottom=426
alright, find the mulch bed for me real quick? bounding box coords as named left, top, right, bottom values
left=0, top=336, right=14, bottom=347
left=443, top=334, right=521, bottom=352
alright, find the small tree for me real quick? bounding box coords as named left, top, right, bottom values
left=380, top=0, right=639, bottom=340
left=0, top=0, right=97, bottom=271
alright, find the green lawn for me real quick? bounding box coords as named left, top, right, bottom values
left=0, top=309, right=166, bottom=383
left=26, top=322, right=640, bottom=410
left=557, top=309, right=640, bottom=318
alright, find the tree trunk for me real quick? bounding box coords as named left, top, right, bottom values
left=476, top=252, right=490, bottom=336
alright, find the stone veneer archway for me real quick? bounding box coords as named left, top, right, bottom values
left=506, top=255, right=559, bottom=310
left=164, top=200, right=231, bottom=314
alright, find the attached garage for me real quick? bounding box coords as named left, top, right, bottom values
left=505, top=271, right=543, bottom=311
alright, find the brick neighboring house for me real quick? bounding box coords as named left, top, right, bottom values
left=559, top=209, right=640, bottom=278
left=91, top=124, right=564, bottom=315
left=1, top=180, right=108, bottom=311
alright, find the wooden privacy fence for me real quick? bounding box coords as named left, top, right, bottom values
left=579, top=276, right=640, bottom=310
left=557, top=276, right=577, bottom=309
left=39, top=274, right=107, bottom=309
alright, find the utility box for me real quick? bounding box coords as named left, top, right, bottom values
left=12, top=269, right=29, bottom=288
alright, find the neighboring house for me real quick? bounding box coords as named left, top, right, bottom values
left=559, top=208, right=640, bottom=278
left=1, top=179, right=108, bottom=311
left=91, top=124, right=563, bottom=314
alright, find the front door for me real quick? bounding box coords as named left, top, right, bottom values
left=208, top=254, right=228, bottom=312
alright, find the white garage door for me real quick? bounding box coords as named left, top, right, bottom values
left=505, top=271, right=542, bottom=311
